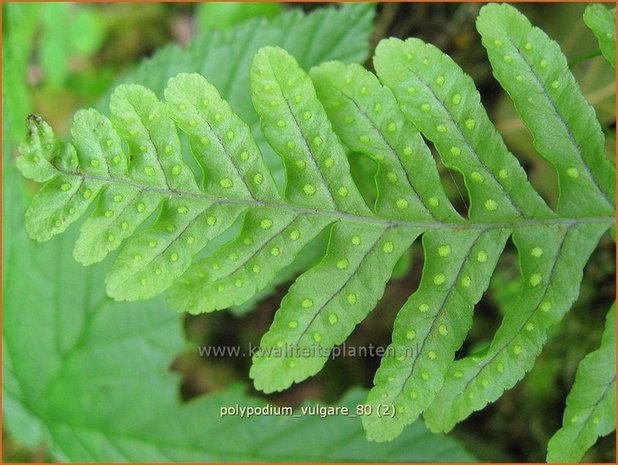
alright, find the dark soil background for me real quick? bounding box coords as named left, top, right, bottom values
left=4, top=3, right=615, bottom=463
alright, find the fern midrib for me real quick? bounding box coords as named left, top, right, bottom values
left=265, top=51, right=339, bottom=208
left=56, top=168, right=615, bottom=230
left=196, top=112, right=255, bottom=198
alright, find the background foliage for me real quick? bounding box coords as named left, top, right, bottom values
left=3, top=2, right=615, bottom=462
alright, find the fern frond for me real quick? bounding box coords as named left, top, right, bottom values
left=17, top=2, right=615, bottom=445
left=546, top=304, right=616, bottom=463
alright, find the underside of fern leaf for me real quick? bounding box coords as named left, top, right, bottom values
left=18, top=3, right=615, bottom=448
left=547, top=304, right=616, bottom=463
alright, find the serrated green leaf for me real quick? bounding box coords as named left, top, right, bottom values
left=114, top=3, right=375, bottom=89
left=546, top=304, right=616, bottom=463
left=584, top=4, right=616, bottom=68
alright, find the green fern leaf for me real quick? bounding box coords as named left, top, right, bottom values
left=475, top=3, right=615, bottom=216
left=16, top=3, right=615, bottom=445
left=163, top=66, right=333, bottom=312
left=361, top=25, right=607, bottom=439
left=16, top=116, right=60, bottom=183
left=424, top=223, right=609, bottom=432
left=247, top=47, right=421, bottom=392
left=583, top=4, right=616, bottom=68
left=373, top=37, right=553, bottom=221
left=546, top=304, right=616, bottom=462
left=310, top=61, right=460, bottom=222
left=344, top=30, right=546, bottom=438
left=74, top=85, right=203, bottom=269
left=101, top=3, right=376, bottom=310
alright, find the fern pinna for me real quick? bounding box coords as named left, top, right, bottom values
left=17, top=3, right=615, bottom=456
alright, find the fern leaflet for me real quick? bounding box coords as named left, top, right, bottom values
left=546, top=304, right=616, bottom=463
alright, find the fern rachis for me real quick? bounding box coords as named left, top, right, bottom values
left=17, top=3, right=615, bottom=457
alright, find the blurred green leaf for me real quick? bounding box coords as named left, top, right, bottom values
left=197, top=2, right=282, bottom=31
left=583, top=4, right=616, bottom=68
left=69, top=8, right=105, bottom=56
left=40, top=3, right=72, bottom=87
left=39, top=3, right=104, bottom=88
left=2, top=2, right=41, bottom=144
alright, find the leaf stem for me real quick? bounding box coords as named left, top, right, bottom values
left=58, top=167, right=615, bottom=231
